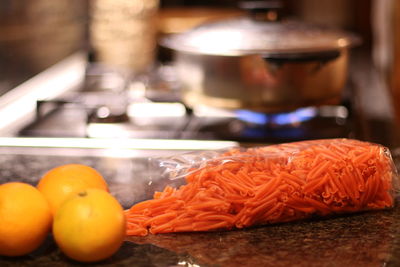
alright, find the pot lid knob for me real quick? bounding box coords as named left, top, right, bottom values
left=239, top=0, right=283, bottom=22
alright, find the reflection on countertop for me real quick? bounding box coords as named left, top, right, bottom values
left=127, top=207, right=400, bottom=267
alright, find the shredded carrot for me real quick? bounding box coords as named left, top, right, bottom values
left=125, top=138, right=397, bottom=236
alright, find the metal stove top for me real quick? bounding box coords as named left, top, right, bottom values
left=8, top=54, right=364, bottom=146
left=18, top=90, right=357, bottom=145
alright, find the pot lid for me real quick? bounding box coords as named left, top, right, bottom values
left=161, top=4, right=361, bottom=56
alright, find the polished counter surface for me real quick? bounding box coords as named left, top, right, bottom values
left=1, top=10, right=399, bottom=265
left=0, top=147, right=400, bottom=267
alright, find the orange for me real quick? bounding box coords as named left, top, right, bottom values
left=0, top=182, right=52, bottom=256
left=52, top=188, right=126, bottom=262
left=37, top=164, right=109, bottom=216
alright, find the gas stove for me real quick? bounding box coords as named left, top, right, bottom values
left=20, top=98, right=354, bottom=142
left=18, top=64, right=358, bottom=145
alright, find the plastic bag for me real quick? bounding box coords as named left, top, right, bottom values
left=126, top=138, right=399, bottom=236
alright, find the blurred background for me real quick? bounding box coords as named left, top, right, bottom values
left=0, top=0, right=399, bottom=148
left=0, top=0, right=373, bottom=90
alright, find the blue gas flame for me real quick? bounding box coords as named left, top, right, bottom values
left=235, top=107, right=317, bottom=126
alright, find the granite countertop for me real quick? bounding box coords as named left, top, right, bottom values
left=0, top=148, right=400, bottom=267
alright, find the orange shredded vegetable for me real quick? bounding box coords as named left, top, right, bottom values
left=125, top=139, right=397, bottom=236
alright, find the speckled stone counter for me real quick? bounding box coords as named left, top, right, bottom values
left=1, top=148, right=400, bottom=267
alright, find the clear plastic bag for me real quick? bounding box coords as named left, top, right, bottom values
left=126, top=138, right=399, bottom=236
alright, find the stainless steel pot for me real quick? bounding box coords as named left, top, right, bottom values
left=161, top=2, right=361, bottom=113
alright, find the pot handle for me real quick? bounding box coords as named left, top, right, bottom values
left=239, top=0, right=283, bottom=22
left=262, top=50, right=341, bottom=64
left=261, top=50, right=342, bottom=75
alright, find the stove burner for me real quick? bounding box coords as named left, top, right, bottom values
left=88, top=106, right=129, bottom=123
left=187, top=105, right=352, bottom=143
left=235, top=107, right=317, bottom=126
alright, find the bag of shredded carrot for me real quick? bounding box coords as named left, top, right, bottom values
left=125, top=138, right=399, bottom=236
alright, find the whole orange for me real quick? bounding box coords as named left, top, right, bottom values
left=37, top=164, right=109, bottom=216
left=53, top=188, right=125, bottom=262
left=0, top=182, right=52, bottom=256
